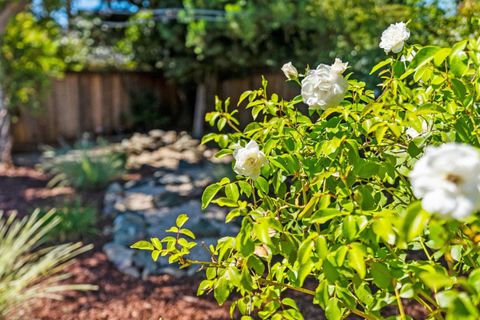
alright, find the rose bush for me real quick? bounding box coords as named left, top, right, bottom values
left=133, top=22, right=480, bottom=319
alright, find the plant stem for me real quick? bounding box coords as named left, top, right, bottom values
left=395, top=286, right=407, bottom=320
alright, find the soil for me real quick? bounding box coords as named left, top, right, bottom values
left=1, top=162, right=427, bottom=320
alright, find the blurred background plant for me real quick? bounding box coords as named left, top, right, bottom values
left=129, top=89, right=172, bottom=131
left=36, top=198, right=98, bottom=242
left=41, top=137, right=126, bottom=191
left=0, top=209, right=96, bottom=318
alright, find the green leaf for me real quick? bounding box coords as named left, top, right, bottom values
left=237, top=181, right=252, bottom=197
left=176, top=214, right=189, bottom=228
left=297, top=260, right=314, bottom=287
left=202, top=183, right=223, bottom=209
left=151, top=237, right=162, bottom=250
left=371, top=262, right=393, bottom=290
left=342, top=216, right=358, bottom=242
left=179, top=228, right=196, bottom=239
left=197, top=279, right=213, bottom=295
left=420, top=268, right=454, bottom=291
left=310, top=209, right=346, bottom=224
left=297, top=239, right=314, bottom=265
left=255, top=176, right=269, bottom=194
left=253, top=219, right=272, bottom=245
left=323, top=259, right=339, bottom=283
left=403, top=202, right=430, bottom=241
left=433, top=47, right=451, bottom=65
left=214, top=277, right=231, bottom=305
left=370, top=58, right=392, bottom=74
left=151, top=250, right=160, bottom=262
left=409, top=46, right=442, bottom=69
left=297, top=195, right=319, bottom=220
left=347, top=243, right=366, bottom=279
left=325, top=297, right=342, bottom=320
left=130, top=240, right=154, bottom=251
left=451, top=78, right=466, bottom=100
left=240, top=265, right=254, bottom=291
left=225, top=183, right=240, bottom=202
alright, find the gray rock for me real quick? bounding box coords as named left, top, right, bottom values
left=107, top=182, right=123, bottom=194
left=121, top=266, right=141, bottom=278
left=112, top=213, right=145, bottom=246
left=134, top=250, right=170, bottom=278
left=157, top=173, right=191, bottom=185
left=157, top=266, right=186, bottom=277
left=154, top=191, right=186, bottom=207
left=103, top=242, right=134, bottom=270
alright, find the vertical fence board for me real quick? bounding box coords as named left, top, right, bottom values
left=12, top=71, right=295, bottom=150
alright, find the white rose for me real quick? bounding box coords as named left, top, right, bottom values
left=301, top=58, right=348, bottom=110
left=380, top=22, right=410, bottom=54
left=409, top=143, right=480, bottom=219
left=281, top=62, right=298, bottom=80
left=233, top=140, right=267, bottom=179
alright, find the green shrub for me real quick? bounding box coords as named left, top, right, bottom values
left=0, top=210, right=96, bottom=318
left=42, top=140, right=126, bottom=191
left=37, top=199, right=98, bottom=242
left=133, top=24, right=480, bottom=320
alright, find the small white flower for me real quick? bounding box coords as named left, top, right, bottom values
left=281, top=62, right=298, bottom=80
left=380, top=22, right=410, bottom=54
left=233, top=140, right=267, bottom=179
left=406, top=120, right=429, bottom=139
left=410, top=143, right=480, bottom=219
left=301, top=58, right=348, bottom=110
left=401, top=49, right=416, bottom=62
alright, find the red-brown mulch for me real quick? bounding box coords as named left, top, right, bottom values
left=0, top=164, right=74, bottom=217
left=25, top=248, right=231, bottom=320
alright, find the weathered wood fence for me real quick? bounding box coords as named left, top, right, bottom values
left=12, top=71, right=297, bottom=150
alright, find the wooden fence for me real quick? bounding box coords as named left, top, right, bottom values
left=12, top=71, right=297, bottom=150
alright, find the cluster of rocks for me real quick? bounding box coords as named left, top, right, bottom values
left=118, top=130, right=224, bottom=169
left=103, top=131, right=237, bottom=279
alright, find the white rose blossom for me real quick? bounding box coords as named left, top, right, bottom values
left=301, top=58, right=348, bottom=110
left=281, top=62, right=298, bottom=80
left=380, top=22, right=410, bottom=54
left=233, top=140, right=267, bottom=179
left=410, top=143, right=480, bottom=219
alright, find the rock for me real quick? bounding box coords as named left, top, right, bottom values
left=145, top=200, right=203, bottom=236
left=153, top=191, right=187, bottom=208
left=102, top=134, right=243, bottom=278
left=157, top=173, right=191, bottom=185
left=165, top=183, right=196, bottom=197
left=158, top=266, right=186, bottom=277
left=107, top=182, right=123, bottom=194
left=115, top=193, right=155, bottom=212
left=103, top=242, right=134, bottom=270
left=122, top=266, right=141, bottom=278
left=188, top=217, right=221, bottom=238
left=112, top=213, right=145, bottom=246
left=162, top=131, right=177, bottom=145
left=134, top=250, right=169, bottom=279
left=149, top=129, right=165, bottom=139
left=125, top=180, right=166, bottom=196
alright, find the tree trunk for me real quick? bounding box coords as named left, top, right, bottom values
left=0, top=87, right=12, bottom=164
left=192, top=82, right=207, bottom=139
left=0, top=1, right=28, bottom=164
